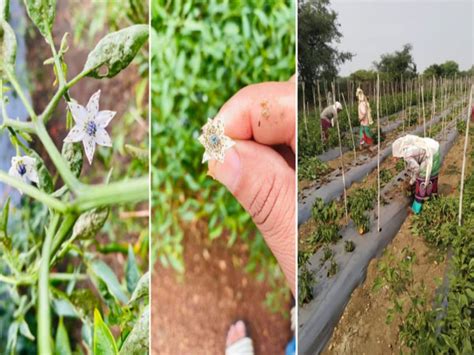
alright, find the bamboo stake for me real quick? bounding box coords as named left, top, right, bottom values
left=430, top=76, right=436, bottom=136
left=332, top=82, right=348, bottom=223
left=302, top=82, right=308, bottom=137
left=341, top=93, right=357, bottom=161
left=312, top=83, right=323, bottom=144
left=401, top=75, right=405, bottom=132
left=408, top=79, right=413, bottom=129
left=376, top=73, right=381, bottom=232
left=421, top=84, right=426, bottom=137
left=458, top=84, right=473, bottom=226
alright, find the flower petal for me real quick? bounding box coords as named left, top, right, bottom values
left=25, top=164, right=39, bottom=184
left=8, top=165, right=20, bottom=179
left=94, top=129, right=112, bottom=147
left=87, top=90, right=101, bottom=117
left=64, top=125, right=86, bottom=143
left=22, top=156, right=36, bottom=166
left=82, top=135, right=96, bottom=165
left=68, top=102, right=88, bottom=124
left=202, top=151, right=211, bottom=163
left=95, top=110, right=116, bottom=129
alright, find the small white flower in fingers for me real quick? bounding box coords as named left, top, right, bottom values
left=64, top=90, right=116, bottom=164
left=8, top=156, right=39, bottom=194
left=198, top=118, right=235, bottom=163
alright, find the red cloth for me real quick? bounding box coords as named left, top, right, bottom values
left=361, top=129, right=373, bottom=145
left=321, top=118, right=331, bottom=139
left=471, top=105, right=474, bottom=122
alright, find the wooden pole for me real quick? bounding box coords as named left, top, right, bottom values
left=401, top=75, right=405, bottom=132
left=376, top=73, right=381, bottom=232
left=302, top=82, right=308, bottom=137
left=421, top=84, right=426, bottom=137
left=313, top=83, right=323, bottom=144
left=332, top=82, right=348, bottom=223
left=458, top=84, right=473, bottom=226
left=430, top=76, right=436, bottom=136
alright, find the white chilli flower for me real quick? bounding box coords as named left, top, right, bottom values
left=64, top=90, right=116, bottom=164
left=198, top=118, right=235, bottom=163
left=8, top=156, right=39, bottom=194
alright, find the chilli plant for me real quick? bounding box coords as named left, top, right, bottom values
left=0, top=1, right=148, bottom=354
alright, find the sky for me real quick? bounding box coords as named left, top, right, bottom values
left=330, top=0, right=474, bottom=76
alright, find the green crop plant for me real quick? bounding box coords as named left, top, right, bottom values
left=348, top=187, right=376, bottom=234
left=0, top=1, right=148, bottom=353
left=344, top=240, right=355, bottom=253
left=298, top=265, right=315, bottom=307
left=310, top=198, right=342, bottom=246
left=298, top=156, right=330, bottom=181
left=150, top=0, right=295, bottom=313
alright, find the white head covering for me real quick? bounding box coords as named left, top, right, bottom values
left=356, top=88, right=365, bottom=102
left=334, top=101, right=342, bottom=110
left=392, top=135, right=440, bottom=185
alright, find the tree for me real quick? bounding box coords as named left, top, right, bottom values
left=440, top=60, right=459, bottom=77
left=373, top=44, right=417, bottom=80
left=424, top=60, right=460, bottom=78
left=424, top=64, right=443, bottom=77
left=349, top=69, right=377, bottom=83
left=298, top=0, right=353, bottom=83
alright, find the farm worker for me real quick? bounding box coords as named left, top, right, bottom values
left=320, top=101, right=343, bottom=143
left=356, top=88, right=374, bottom=147
left=392, top=135, right=441, bottom=214
left=207, top=77, right=296, bottom=355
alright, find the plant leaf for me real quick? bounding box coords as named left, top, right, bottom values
left=128, top=271, right=149, bottom=307
left=118, top=305, right=149, bottom=355
left=126, top=244, right=141, bottom=293
left=55, top=317, right=72, bottom=355
left=23, top=0, right=56, bottom=40
left=83, top=24, right=148, bottom=79
left=72, top=208, right=109, bottom=241
left=0, top=18, right=17, bottom=75
left=62, top=142, right=83, bottom=178
left=18, top=319, right=35, bottom=341
left=93, top=309, right=118, bottom=355
left=30, top=151, right=54, bottom=193
left=89, top=259, right=128, bottom=303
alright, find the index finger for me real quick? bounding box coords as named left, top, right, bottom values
left=216, top=80, right=296, bottom=152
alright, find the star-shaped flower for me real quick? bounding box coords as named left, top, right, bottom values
left=64, top=90, right=116, bottom=164
left=198, top=118, right=235, bottom=163
left=8, top=156, right=39, bottom=194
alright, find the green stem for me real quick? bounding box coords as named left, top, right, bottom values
left=34, top=120, right=82, bottom=192
left=0, top=274, right=33, bottom=285
left=50, top=273, right=88, bottom=282
left=74, top=177, right=148, bottom=211
left=38, top=213, right=60, bottom=355
left=2, top=117, right=36, bottom=133
left=0, top=171, right=67, bottom=212
left=50, top=214, right=77, bottom=258
left=5, top=69, right=37, bottom=121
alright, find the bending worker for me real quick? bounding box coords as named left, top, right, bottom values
left=356, top=87, right=374, bottom=148
left=392, top=134, right=441, bottom=214
left=320, top=101, right=342, bottom=143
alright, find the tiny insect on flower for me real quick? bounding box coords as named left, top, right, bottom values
left=8, top=156, right=39, bottom=194
left=198, top=118, right=235, bottom=163
left=64, top=90, right=116, bottom=164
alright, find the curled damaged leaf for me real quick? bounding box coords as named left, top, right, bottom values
left=61, top=142, right=83, bottom=178
left=119, top=305, right=149, bottom=355
left=128, top=271, right=149, bottom=307
left=83, top=24, right=148, bottom=79
left=1, top=18, right=17, bottom=75
left=72, top=208, right=109, bottom=240
left=30, top=151, right=54, bottom=193
left=23, top=0, right=56, bottom=40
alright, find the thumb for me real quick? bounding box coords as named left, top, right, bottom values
left=208, top=140, right=295, bottom=294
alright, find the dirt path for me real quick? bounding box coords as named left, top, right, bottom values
left=152, top=225, right=292, bottom=355
left=323, top=131, right=472, bottom=354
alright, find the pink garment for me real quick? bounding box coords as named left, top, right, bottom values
left=358, top=101, right=369, bottom=126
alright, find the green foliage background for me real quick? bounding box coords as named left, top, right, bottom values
left=150, top=0, right=295, bottom=298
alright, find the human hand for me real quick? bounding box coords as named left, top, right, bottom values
left=208, top=77, right=295, bottom=295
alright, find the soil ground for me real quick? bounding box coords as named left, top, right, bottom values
left=152, top=224, right=292, bottom=355
left=323, top=130, right=473, bottom=354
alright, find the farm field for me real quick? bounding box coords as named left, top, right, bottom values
left=298, top=74, right=473, bottom=354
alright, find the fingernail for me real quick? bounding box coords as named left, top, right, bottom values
left=210, top=148, right=240, bottom=192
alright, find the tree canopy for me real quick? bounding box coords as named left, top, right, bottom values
left=423, top=60, right=461, bottom=77
left=373, top=44, right=417, bottom=80
left=298, top=0, right=353, bottom=83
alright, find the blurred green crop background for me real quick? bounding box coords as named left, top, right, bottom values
left=150, top=0, right=295, bottom=309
